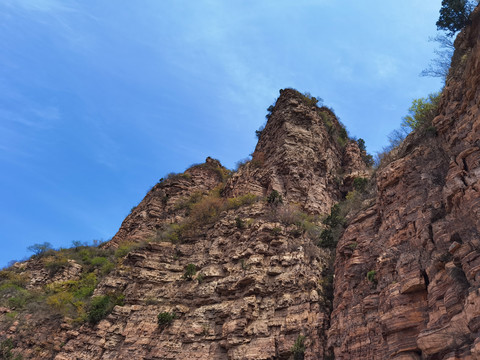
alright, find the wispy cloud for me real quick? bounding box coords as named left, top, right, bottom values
left=5, top=0, right=80, bottom=14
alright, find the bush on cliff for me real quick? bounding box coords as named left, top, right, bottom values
left=291, top=334, right=306, bottom=360
left=157, top=311, right=176, bottom=327
left=437, top=0, right=476, bottom=35
left=87, top=293, right=124, bottom=324
left=401, top=93, right=441, bottom=131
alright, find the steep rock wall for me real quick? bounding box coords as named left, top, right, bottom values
left=328, top=8, right=480, bottom=359
left=224, top=88, right=368, bottom=215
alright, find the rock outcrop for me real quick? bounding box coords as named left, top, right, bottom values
left=224, top=89, right=368, bottom=215
left=105, top=157, right=227, bottom=249
left=328, top=7, right=480, bottom=359
left=55, top=203, right=333, bottom=360
left=0, top=89, right=366, bottom=360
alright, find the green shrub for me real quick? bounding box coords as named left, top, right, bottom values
left=336, top=136, right=347, bottom=148
left=353, top=177, right=369, bottom=193
left=175, top=191, right=204, bottom=212
left=235, top=217, right=246, bottom=229
left=45, top=272, right=98, bottom=318
left=402, top=93, right=440, bottom=130
left=291, top=334, right=306, bottom=360
left=1, top=338, right=22, bottom=360
left=271, top=227, right=282, bottom=236
left=362, top=153, right=374, bottom=167
left=300, top=92, right=323, bottom=107
left=157, top=311, right=176, bottom=326
left=27, top=242, right=54, bottom=258
left=90, top=257, right=114, bottom=275
left=323, top=204, right=345, bottom=228
left=338, top=125, right=348, bottom=140
left=265, top=104, right=275, bottom=120
left=357, top=138, right=366, bottom=152
left=0, top=271, right=28, bottom=288
left=320, top=112, right=334, bottom=132
left=87, top=293, right=124, bottom=324
left=73, top=273, right=98, bottom=298
left=44, top=256, right=69, bottom=275
left=367, top=270, right=377, bottom=284
left=226, top=193, right=257, bottom=209
left=318, top=204, right=345, bottom=249
left=155, top=223, right=186, bottom=244
left=183, top=264, right=197, bottom=280
left=267, top=190, right=283, bottom=205
left=115, top=242, right=140, bottom=259
left=256, top=125, right=265, bottom=139
left=165, top=172, right=192, bottom=182
left=0, top=283, right=32, bottom=310
left=87, top=295, right=110, bottom=324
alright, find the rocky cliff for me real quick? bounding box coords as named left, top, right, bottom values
left=1, top=9, right=480, bottom=360
left=328, top=8, right=480, bottom=359
left=0, top=89, right=367, bottom=360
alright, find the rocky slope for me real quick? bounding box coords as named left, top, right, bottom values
left=105, top=157, right=229, bottom=249
left=328, top=8, right=480, bottom=359
left=0, top=89, right=367, bottom=360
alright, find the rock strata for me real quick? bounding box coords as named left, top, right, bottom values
left=328, top=7, right=480, bottom=359
left=224, top=88, right=368, bottom=215
left=2, top=8, right=480, bottom=359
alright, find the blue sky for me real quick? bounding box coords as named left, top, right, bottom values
left=0, top=0, right=444, bottom=267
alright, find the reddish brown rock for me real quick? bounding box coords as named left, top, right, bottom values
left=328, top=7, right=480, bottom=359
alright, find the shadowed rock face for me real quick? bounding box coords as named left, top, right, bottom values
left=328, top=8, right=480, bottom=359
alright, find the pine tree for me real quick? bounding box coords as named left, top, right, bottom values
left=436, top=0, right=476, bottom=36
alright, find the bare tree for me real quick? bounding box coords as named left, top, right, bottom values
left=421, top=34, right=454, bottom=80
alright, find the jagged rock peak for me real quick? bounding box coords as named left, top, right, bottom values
left=224, top=88, right=369, bottom=215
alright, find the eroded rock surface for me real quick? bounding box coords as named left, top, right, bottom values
left=55, top=203, right=333, bottom=360
left=2, top=9, right=480, bottom=359
left=106, top=157, right=226, bottom=249
left=224, top=88, right=368, bottom=215
left=328, top=8, right=480, bottom=359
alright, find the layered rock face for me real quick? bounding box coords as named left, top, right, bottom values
left=55, top=203, right=333, bottom=360
left=51, top=91, right=365, bottom=360
left=0, top=89, right=366, bottom=360
left=328, top=8, right=480, bottom=359
left=224, top=89, right=368, bottom=215
left=105, top=157, right=227, bottom=248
